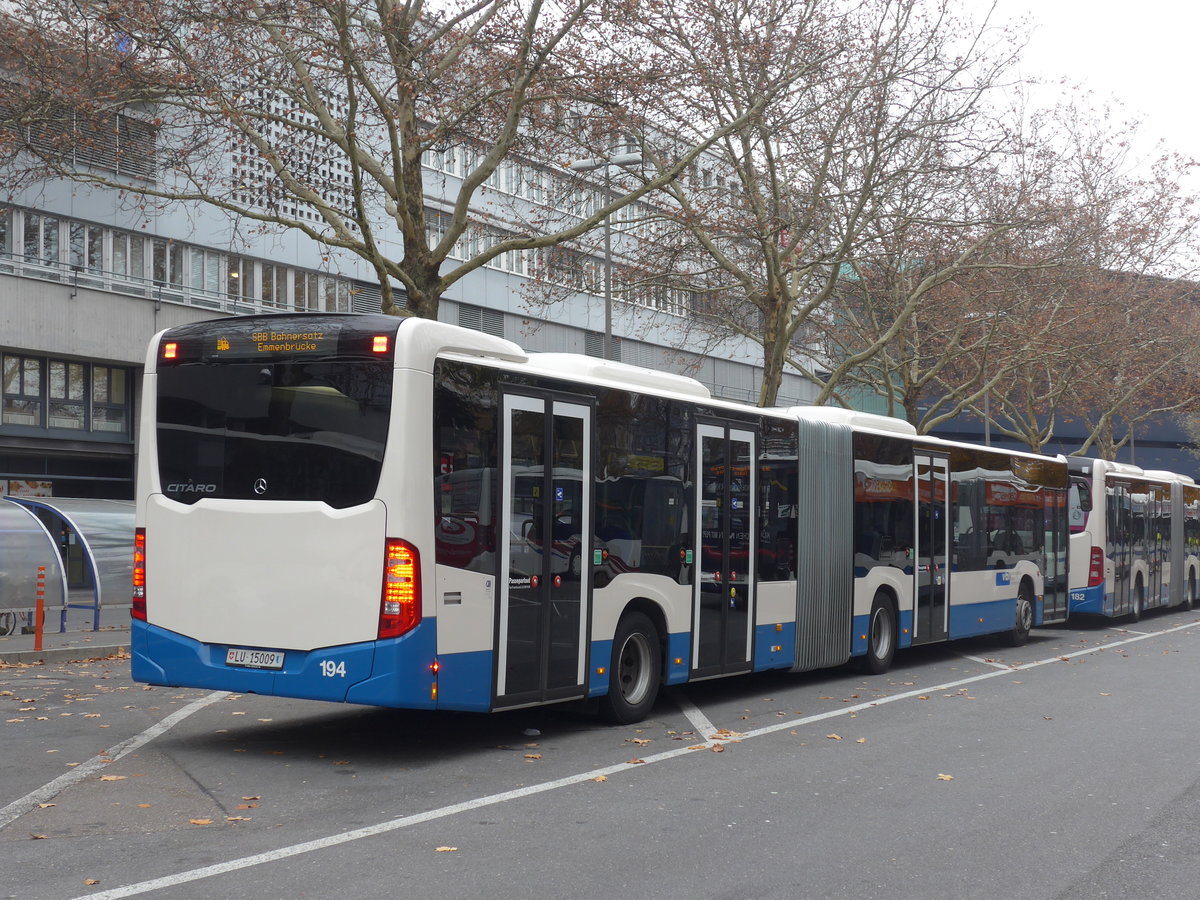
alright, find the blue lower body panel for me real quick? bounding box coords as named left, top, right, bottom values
left=1069, top=583, right=1109, bottom=616
left=948, top=597, right=1017, bottom=639
left=131, top=619, right=438, bottom=710
left=753, top=622, right=797, bottom=671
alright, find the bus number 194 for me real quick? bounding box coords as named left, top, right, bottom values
left=320, top=660, right=347, bottom=678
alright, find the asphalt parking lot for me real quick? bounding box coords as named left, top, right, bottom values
left=6, top=609, right=1200, bottom=899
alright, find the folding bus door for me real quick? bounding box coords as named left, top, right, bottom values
left=693, top=422, right=756, bottom=678
left=497, top=392, right=592, bottom=708
left=912, top=452, right=950, bottom=645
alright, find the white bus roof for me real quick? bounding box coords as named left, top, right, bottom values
left=523, top=353, right=712, bottom=399
left=781, top=405, right=918, bottom=436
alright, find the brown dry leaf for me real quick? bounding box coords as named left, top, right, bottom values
left=236, top=803, right=258, bottom=810
left=626, top=738, right=652, bottom=745
left=242, top=795, right=262, bottom=801
left=31, top=833, right=49, bottom=840
left=189, top=818, right=213, bottom=825
left=856, top=738, right=867, bottom=744
left=226, top=816, right=251, bottom=822
left=936, top=773, right=954, bottom=781
left=711, top=745, right=725, bottom=753
left=83, top=713, right=101, bottom=718
left=99, top=775, right=127, bottom=782
left=592, top=775, right=608, bottom=782
left=137, top=804, right=152, bottom=809
left=435, top=846, right=458, bottom=853
left=626, top=758, right=645, bottom=765
left=826, top=734, right=842, bottom=741
left=524, top=754, right=542, bottom=760
left=333, top=761, right=351, bottom=766
left=84, top=879, right=100, bottom=886
left=1100, top=692, right=1112, bottom=697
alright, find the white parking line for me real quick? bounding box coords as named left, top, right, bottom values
left=0, top=691, right=227, bottom=831
left=674, top=691, right=720, bottom=739
left=77, top=619, right=1200, bottom=900
left=958, top=654, right=1013, bottom=670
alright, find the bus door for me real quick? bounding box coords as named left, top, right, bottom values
left=693, top=422, right=756, bottom=677
left=1150, top=484, right=1167, bottom=605
left=497, top=393, right=592, bottom=708
left=912, top=452, right=950, bottom=645
left=1108, top=482, right=1131, bottom=614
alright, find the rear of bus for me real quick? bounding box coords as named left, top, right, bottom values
left=130, top=314, right=436, bottom=707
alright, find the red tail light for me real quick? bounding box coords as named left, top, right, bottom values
left=380, top=538, right=421, bottom=638
left=1088, top=547, right=1105, bottom=588
left=132, top=528, right=147, bottom=621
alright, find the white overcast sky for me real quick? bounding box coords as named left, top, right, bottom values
left=992, top=1, right=1199, bottom=164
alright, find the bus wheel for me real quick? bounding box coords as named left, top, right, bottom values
left=600, top=612, right=661, bottom=725
left=1130, top=579, right=1144, bottom=622
left=1007, top=582, right=1034, bottom=647
left=1186, top=574, right=1196, bottom=611
left=862, top=593, right=896, bottom=675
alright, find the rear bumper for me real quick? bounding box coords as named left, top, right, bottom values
left=131, top=619, right=438, bottom=708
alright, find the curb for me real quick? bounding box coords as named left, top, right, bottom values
left=0, top=645, right=130, bottom=667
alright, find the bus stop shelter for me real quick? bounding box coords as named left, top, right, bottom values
left=2, top=497, right=134, bottom=632
left=0, top=499, right=68, bottom=632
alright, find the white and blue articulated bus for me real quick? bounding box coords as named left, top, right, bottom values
left=132, top=313, right=1070, bottom=723
left=1067, top=457, right=1200, bottom=619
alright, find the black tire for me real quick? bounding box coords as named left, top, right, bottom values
left=599, top=612, right=661, bottom=725
left=862, top=592, right=896, bottom=675
left=1129, top=578, right=1144, bottom=622
left=1007, top=581, right=1034, bottom=647
left=1185, top=574, right=1196, bottom=611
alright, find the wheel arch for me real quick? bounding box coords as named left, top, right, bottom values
left=616, top=596, right=669, bottom=666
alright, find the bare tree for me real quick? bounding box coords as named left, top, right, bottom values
left=977, top=106, right=1200, bottom=455
left=0, top=0, right=778, bottom=318
left=611, top=0, right=1028, bottom=406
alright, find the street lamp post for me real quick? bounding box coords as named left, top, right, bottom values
left=568, top=152, right=643, bottom=361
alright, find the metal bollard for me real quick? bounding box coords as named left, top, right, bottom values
left=34, top=565, right=45, bottom=652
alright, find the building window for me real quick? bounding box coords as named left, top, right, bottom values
left=228, top=256, right=256, bottom=302
left=2, top=355, right=43, bottom=426
left=69, top=222, right=104, bottom=274
left=262, top=263, right=283, bottom=308
left=1, top=355, right=130, bottom=435
left=23, top=213, right=60, bottom=266
left=112, top=231, right=146, bottom=281
left=91, top=366, right=128, bottom=433
left=323, top=277, right=349, bottom=312
left=152, top=239, right=184, bottom=289
left=0, top=208, right=11, bottom=259
left=189, top=247, right=222, bottom=301
left=48, top=360, right=86, bottom=430
left=296, top=271, right=320, bottom=311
